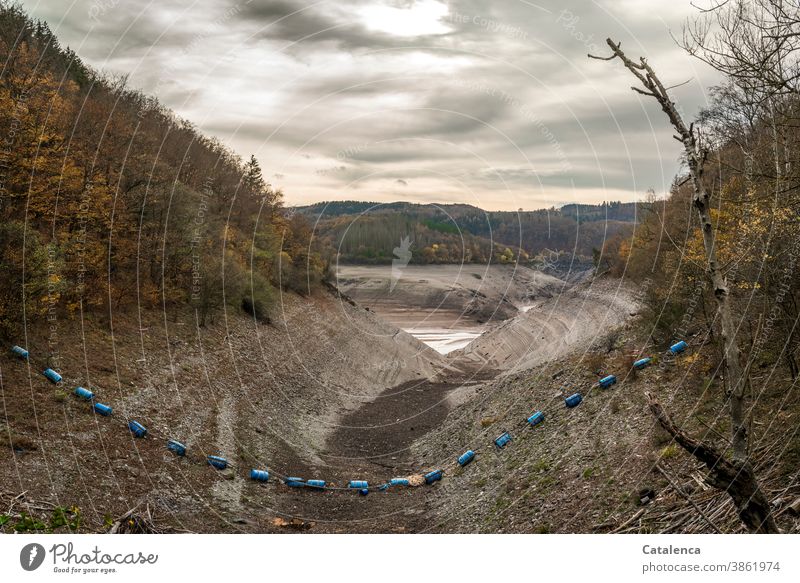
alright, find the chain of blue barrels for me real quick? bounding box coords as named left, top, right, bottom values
left=6, top=341, right=688, bottom=495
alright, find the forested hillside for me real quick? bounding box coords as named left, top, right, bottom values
left=601, top=80, right=800, bottom=377
left=296, top=200, right=638, bottom=264
left=0, top=3, right=324, bottom=337
left=584, top=3, right=800, bottom=533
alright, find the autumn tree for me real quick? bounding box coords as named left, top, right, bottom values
left=592, top=38, right=778, bottom=533
left=0, top=3, right=324, bottom=336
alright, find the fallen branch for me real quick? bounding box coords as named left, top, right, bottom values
left=655, top=463, right=722, bottom=533
left=108, top=503, right=162, bottom=534
left=646, top=393, right=778, bottom=533
left=611, top=507, right=646, bottom=533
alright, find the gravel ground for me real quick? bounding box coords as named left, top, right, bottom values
left=0, top=288, right=450, bottom=532
left=452, top=277, right=639, bottom=372
left=3, top=276, right=796, bottom=534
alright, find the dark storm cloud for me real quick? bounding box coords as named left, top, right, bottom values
left=19, top=0, right=721, bottom=209
left=238, top=0, right=375, bottom=48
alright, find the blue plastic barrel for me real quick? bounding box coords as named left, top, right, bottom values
left=93, top=403, right=112, bottom=416
left=527, top=411, right=545, bottom=427
left=633, top=357, right=652, bottom=370
left=167, top=440, right=186, bottom=456
left=359, top=488, right=369, bottom=496
left=389, top=478, right=410, bottom=487
left=495, top=432, right=512, bottom=448
left=207, top=455, right=228, bottom=470
left=425, top=469, right=443, bottom=484
left=565, top=393, right=582, bottom=408
left=43, top=368, right=62, bottom=384
left=458, top=450, right=476, bottom=466
left=599, top=374, right=617, bottom=388
left=284, top=477, right=305, bottom=488
left=670, top=340, right=688, bottom=354
left=128, top=420, right=147, bottom=438
left=307, top=479, right=326, bottom=489
left=250, top=469, right=269, bottom=482
left=74, top=386, right=94, bottom=400
left=11, top=346, right=29, bottom=360
left=348, top=480, right=369, bottom=489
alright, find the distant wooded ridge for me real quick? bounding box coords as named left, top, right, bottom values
left=293, top=200, right=639, bottom=264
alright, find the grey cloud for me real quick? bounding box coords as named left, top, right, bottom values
left=237, top=0, right=446, bottom=51
left=19, top=0, right=723, bottom=210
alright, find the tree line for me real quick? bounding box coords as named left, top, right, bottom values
left=594, top=0, right=800, bottom=533
left=297, top=200, right=639, bottom=264
left=0, top=3, right=325, bottom=335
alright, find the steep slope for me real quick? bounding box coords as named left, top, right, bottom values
left=451, top=278, right=638, bottom=372
left=0, top=289, right=449, bottom=532
left=4, top=280, right=797, bottom=534
left=416, top=323, right=800, bottom=534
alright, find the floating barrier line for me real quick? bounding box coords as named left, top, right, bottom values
left=6, top=341, right=687, bottom=495
left=17, top=344, right=469, bottom=481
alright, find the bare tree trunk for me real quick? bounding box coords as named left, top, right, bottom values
left=591, top=38, right=777, bottom=533
left=783, top=301, right=800, bottom=379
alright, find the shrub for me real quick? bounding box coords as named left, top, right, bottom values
left=241, top=272, right=274, bottom=323
left=660, top=444, right=680, bottom=460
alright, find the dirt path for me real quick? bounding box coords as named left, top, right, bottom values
left=266, top=368, right=495, bottom=533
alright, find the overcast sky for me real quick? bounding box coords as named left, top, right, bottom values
left=22, top=0, right=720, bottom=210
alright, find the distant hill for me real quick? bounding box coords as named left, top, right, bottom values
left=294, top=200, right=639, bottom=265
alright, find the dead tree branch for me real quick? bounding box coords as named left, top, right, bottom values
left=591, top=36, right=777, bottom=533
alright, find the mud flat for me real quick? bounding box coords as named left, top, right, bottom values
left=0, top=269, right=638, bottom=533
left=335, top=264, right=566, bottom=353
left=265, top=359, right=497, bottom=533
